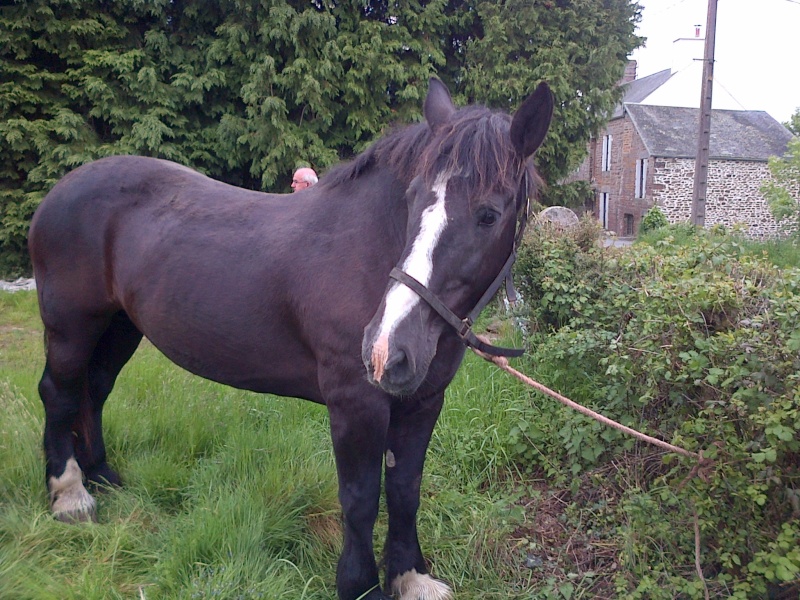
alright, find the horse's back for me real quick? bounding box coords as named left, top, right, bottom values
left=28, top=156, right=327, bottom=395
left=32, top=157, right=232, bottom=321
left=31, top=158, right=176, bottom=302
left=32, top=155, right=267, bottom=271
left=32, top=156, right=195, bottom=252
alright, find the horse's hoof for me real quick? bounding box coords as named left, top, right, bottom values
left=391, top=570, right=453, bottom=600
left=53, top=506, right=98, bottom=523
left=52, top=491, right=97, bottom=523
left=49, top=457, right=98, bottom=523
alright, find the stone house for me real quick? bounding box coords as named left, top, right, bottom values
left=572, top=56, right=796, bottom=238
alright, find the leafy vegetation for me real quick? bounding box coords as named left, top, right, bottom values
left=4, top=225, right=800, bottom=598
left=639, top=222, right=800, bottom=271
left=762, top=136, right=800, bottom=239
left=0, top=291, right=542, bottom=599
left=785, top=107, right=800, bottom=137
left=638, top=205, right=669, bottom=235
left=1, top=0, right=642, bottom=277
left=457, top=0, right=642, bottom=185
left=513, top=221, right=800, bottom=597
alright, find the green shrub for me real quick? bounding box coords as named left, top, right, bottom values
left=514, top=215, right=605, bottom=332
left=511, top=225, right=800, bottom=596
left=762, top=136, right=800, bottom=239
left=638, top=205, right=669, bottom=235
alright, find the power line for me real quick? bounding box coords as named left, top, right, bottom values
left=643, top=0, right=694, bottom=19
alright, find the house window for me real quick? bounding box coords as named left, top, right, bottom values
left=624, top=213, right=634, bottom=236
left=598, top=192, right=610, bottom=229
left=635, top=158, right=648, bottom=199
left=601, top=135, right=613, bottom=172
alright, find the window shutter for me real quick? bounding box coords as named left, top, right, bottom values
left=642, top=159, right=648, bottom=196
left=601, top=137, right=608, bottom=172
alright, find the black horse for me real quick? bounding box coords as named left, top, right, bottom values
left=28, top=78, right=553, bottom=600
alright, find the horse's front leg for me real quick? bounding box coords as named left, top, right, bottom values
left=328, top=391, right=392, bottom=600
left=384, top=391, right=453, bottom=600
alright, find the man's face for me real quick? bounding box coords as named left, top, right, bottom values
left=291, top=172, right=310, bottom=192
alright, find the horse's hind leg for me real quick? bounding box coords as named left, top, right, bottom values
left=39, top=311, right=140, bottom=522
left=39, top=319, right=106, bottom=522
left=384, top=391, right=452, bottom=600
left=78, top=311, right=142, bottom=489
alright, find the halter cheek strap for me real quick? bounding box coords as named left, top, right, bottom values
left=388, top=171, right=531, bottom=358
left=389, top=252, right=522, bottom=357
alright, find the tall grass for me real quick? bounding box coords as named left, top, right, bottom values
left=637, top=222, right=800, bottom=269
left=1, top=291, right=542, bottom=599
left=6, top=231, right=797, bottom=598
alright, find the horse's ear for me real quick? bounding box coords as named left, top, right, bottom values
left=510, top=82, right=554, bottom=158
left=424, top=78, right=456, bottom=131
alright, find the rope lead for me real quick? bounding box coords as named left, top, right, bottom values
left=470, top=343, right=715, bottom=475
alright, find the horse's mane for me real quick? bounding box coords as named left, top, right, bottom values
left=323, top=105, right=539, bottom=204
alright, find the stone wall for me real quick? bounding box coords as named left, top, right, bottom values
left=653, top=158, right=785, bottom=238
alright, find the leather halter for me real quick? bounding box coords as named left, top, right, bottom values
left=389, top=173, right=531, bottom=358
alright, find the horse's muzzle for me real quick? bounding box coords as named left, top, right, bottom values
left=362, top=333, right=424, bottom=397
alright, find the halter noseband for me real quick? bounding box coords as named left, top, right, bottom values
left=389, top=172, right=531, bottom=358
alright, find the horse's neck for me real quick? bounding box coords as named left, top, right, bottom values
left=325, top=170, right=410, bottom=257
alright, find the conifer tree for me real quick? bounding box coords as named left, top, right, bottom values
left=458, top=0, right=641, bottom=200
left=0, top=0, right=642, bottom=276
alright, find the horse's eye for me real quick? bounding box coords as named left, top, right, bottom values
left=478, top=208, right=499, bottom=227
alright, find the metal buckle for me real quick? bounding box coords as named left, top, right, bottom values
left=458, top=318, right=472, bottom=338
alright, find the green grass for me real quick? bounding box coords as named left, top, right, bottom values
left=742, top=236, right=800, bottom=269
left=0, top=291, right=548, bottom=599
left=637, top=223, right=800, bottom=269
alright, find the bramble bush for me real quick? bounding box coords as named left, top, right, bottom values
left=638, top=205, right=669, bottom=235
left=510, top=221, right=800, bottom=597
left=761, top=136, right=800, bottom=238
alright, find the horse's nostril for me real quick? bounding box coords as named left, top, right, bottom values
left=364, top=336, right=420, bottom=394
left=384, top=347, right=415, bottom=385
left=386, top=349, right=408, bottom=372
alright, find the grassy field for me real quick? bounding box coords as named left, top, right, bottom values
left=1, top=290, right=562, bottom=600
left=5, top=231, right=799, bottom=599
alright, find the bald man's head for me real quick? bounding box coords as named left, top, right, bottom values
left=291, top=168, right=318, bottom=192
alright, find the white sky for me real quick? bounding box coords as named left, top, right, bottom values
left=630, top=0, right=800, bottom=123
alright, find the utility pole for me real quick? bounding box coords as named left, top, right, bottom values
left=691, top=0, right=718, bottom=227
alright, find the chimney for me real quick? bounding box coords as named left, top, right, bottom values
left=620, top=60, right=638, bottom=84
left=671, top=26, right=704, bottom=73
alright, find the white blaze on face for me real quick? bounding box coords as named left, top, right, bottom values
left=371, top=173, right=451, bottom=381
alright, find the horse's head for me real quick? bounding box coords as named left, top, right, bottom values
left=362, top=78, right=554, bottom=397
